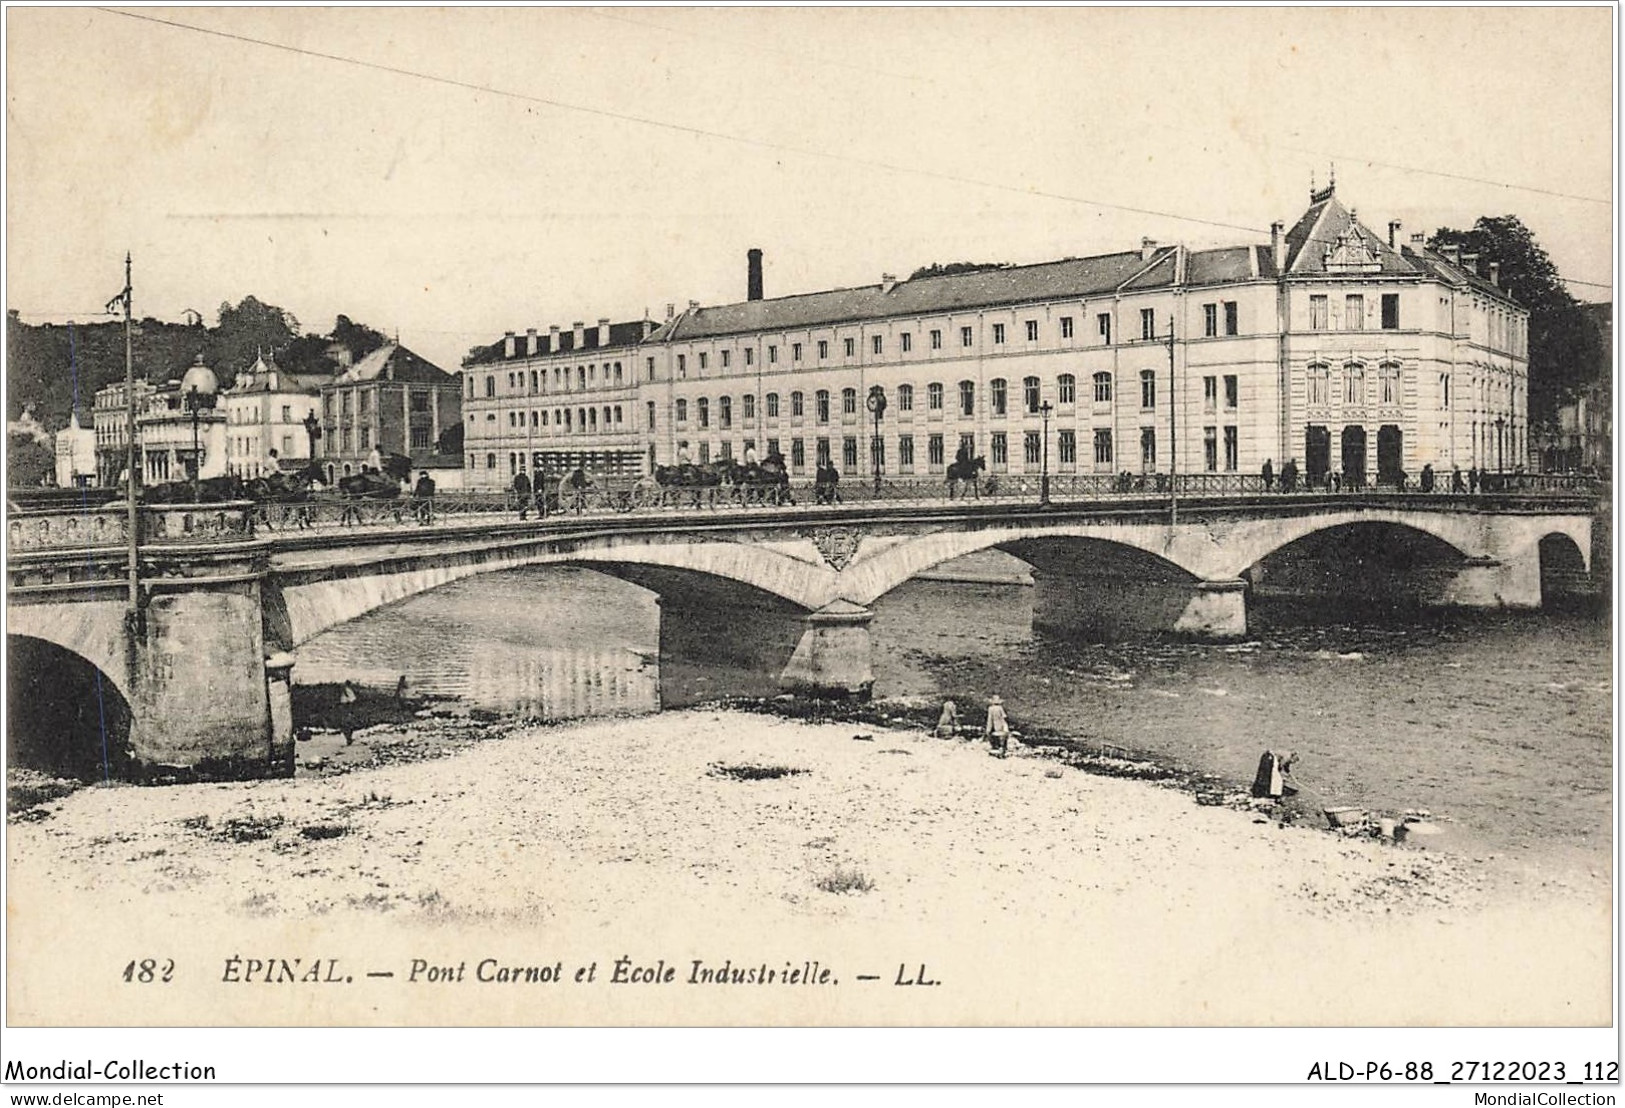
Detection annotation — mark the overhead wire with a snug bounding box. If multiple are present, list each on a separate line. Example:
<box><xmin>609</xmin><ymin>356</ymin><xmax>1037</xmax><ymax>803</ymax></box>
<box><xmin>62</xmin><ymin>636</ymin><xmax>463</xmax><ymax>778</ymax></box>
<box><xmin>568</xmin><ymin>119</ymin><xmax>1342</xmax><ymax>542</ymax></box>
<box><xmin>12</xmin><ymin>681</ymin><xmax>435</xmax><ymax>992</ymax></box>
<box><xmin>95</xmin><ymin>7</ymin><xmax>1616</xmax><ymax>297</ymax></box>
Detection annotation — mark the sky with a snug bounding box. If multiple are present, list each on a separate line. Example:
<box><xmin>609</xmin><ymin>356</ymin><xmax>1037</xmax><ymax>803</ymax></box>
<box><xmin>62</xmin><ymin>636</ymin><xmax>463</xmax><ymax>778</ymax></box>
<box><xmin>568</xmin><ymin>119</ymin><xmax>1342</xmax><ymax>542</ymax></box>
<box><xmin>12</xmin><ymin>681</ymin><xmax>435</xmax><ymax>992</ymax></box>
<box><xmin>5</xmin><ymin>6</ymin><xmax>1615</xmax><ymax>376</ymax></box>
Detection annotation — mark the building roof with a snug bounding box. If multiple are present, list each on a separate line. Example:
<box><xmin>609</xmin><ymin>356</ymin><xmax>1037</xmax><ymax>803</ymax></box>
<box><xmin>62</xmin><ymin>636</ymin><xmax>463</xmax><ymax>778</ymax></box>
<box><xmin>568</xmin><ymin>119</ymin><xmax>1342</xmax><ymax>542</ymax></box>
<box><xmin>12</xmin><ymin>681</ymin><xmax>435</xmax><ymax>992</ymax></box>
<box><xmin>466</xmin><ymin>320</ymin><xmax>652</xmax><ymax>366</ymax></box>
<box><xmin>652</xmin><ymin>249</ymin><xmax>1188</xmax><ymax>342</ymax></box>
<box><xmin>226</xmin><ymin>352</ymin><xmax>332</xmax><ymax>396</ymax></box>
<box><xmin>332</xmin><ymin>343</ymin><xmax>455</xmax><ymax>385</ymax></box>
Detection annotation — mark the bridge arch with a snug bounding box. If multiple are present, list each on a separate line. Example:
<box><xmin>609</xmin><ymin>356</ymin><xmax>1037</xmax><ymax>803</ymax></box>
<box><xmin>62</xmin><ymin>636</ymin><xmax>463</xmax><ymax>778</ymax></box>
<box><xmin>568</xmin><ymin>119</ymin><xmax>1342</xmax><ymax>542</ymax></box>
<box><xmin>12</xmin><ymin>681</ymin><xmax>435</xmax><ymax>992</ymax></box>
<box><xmin>1213</xmin><ymin>508</ymin><xmax>1487</xmax><ymax>580</ymax></box>
<box><xmin>7</xmin><ymin>631</ymin><xmax>134</xmax><ymax>780</ymax></box>
<box><xmin>836</xmin><ymin>521</ymin><xmax>1203</xmax><ymax>606</ymax></box>
<box><xmin>6</xmin><ymin>598</ymin><xmax>133</xmax><ymax>704</ymax></box>
<box><xmin>273</xmin><ymin>534</ymin><xmax>836</xmax><ymax>647</ymax></box>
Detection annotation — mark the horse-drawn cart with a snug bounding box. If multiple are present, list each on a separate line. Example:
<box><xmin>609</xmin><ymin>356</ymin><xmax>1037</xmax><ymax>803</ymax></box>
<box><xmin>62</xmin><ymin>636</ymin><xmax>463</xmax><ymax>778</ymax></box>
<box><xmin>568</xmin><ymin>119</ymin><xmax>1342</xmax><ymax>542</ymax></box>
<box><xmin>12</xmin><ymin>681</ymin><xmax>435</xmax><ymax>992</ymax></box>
<box><xmin>556</xmin><ymin>470</ymin><xmax>657</xmax><ymax>514</ymax></box>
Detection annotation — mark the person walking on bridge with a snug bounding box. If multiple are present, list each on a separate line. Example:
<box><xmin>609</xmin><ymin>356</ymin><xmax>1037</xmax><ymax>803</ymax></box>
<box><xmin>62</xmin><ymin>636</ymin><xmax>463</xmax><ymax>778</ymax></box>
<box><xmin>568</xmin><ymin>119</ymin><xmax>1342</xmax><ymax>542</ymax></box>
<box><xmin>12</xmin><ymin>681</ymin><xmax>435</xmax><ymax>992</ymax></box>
<box><xmin>1261</xmin><ymin>458</ymin><xmax>1274</xmax><ymax>492</ymax></box>
<box><xmin>412</xmin><ymin>470</ymin><xmax>436</xmax><ymax>525</ymax></box>
<box><xmin>513</xmin><ymin>470</ymin><xmax>532</xmax><ymax>520</ymax></box>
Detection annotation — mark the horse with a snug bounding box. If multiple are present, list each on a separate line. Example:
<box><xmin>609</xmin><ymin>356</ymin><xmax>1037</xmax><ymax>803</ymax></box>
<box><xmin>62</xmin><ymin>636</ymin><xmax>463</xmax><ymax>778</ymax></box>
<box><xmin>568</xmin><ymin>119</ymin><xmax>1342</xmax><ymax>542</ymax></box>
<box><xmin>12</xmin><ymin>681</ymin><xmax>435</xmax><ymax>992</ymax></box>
<box><xmin>713</xmin><ymin>457</ymin><xmax>791</xmax><ymax>507</ymax></box>
<box><xmin>245</xmin><ymin>470</ymin><xmax>315</xmax><ymax>530</ymax></box>
<box><xmin>946</xmin><ymin>455</ymin><xmax>987</xmax><ymax>499</ymax></box>
<box><xmin>653</xmin><ymin>463</ymin><xmax>721</xmax><ymax>509</ymax></box>
<box><xmin>141</xmin><ymin>474</ymin><xmax>245</xmax><ymax>504</ymax></box>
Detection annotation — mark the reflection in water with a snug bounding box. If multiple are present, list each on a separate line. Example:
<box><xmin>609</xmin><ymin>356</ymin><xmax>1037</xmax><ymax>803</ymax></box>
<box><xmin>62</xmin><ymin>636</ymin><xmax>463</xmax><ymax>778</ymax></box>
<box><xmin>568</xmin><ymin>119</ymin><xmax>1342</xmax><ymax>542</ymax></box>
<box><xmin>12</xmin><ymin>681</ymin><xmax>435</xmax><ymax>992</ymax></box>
<box><xmin>294</xmin><ymin>567</ymin><xmax>660</xmax><ymax>721</ymax></box>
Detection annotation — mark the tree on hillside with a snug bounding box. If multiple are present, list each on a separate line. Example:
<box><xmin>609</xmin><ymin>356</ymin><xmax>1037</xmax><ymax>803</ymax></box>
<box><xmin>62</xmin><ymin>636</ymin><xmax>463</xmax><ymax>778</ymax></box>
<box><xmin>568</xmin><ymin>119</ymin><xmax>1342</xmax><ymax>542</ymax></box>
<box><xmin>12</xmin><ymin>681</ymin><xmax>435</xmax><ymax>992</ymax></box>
<box><xmin>206</xmin><ymin>296</ymin><xmax>300</xmax><ymax>385</ymax></box>
<box><xmin>331</xmin><ymin>314</ymin><xmax>388</xmax><ymax>363</ymax></box>
<box><xmin>1428</xmin><ymin>217</ymin><xmax>1604</xmax><ymax>428</ymax></box>
<box><xmin>7</xmin><ymin>431</ymin><xmax>54</xmax><ymax>487</ymax></box>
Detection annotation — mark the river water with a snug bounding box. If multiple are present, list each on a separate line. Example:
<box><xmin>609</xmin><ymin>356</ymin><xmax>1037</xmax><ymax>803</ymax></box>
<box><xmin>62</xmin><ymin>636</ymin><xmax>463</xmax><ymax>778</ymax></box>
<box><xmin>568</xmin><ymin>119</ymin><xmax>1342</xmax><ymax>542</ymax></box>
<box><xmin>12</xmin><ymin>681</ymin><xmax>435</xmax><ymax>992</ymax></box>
<box><xmin>293</xmin><ymin>562</ymin><xmax>1612</xmax><ymax>870</ymax></box>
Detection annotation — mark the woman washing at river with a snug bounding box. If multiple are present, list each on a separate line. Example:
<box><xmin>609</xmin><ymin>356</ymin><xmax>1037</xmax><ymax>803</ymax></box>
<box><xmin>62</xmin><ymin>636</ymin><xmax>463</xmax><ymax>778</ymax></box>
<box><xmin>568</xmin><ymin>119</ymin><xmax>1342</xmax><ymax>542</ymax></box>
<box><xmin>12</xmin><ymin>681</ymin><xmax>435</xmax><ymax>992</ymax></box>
<box><xmin>984</xmin><ymin>695</ymin><xmax>1012</xmax><ymax>758</ymax></box>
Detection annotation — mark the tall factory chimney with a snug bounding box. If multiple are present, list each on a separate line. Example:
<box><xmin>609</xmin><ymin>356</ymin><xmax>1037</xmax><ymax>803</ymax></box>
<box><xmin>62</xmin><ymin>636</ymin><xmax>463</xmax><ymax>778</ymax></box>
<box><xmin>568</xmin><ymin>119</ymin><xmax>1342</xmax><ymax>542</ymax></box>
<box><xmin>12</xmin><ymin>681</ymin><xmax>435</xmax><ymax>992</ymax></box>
<box><xmin>747</xmin><ymin>248</ymin><xmax>764</xmax><ymax>302</ymax></box>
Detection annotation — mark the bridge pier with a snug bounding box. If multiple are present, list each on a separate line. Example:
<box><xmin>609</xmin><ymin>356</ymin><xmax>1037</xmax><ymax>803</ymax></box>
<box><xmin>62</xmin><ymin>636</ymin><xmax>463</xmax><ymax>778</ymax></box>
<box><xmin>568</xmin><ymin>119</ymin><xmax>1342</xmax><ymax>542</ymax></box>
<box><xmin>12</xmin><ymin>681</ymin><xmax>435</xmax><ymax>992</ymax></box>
<box><xmin>128</xmin><ymin>583</ymin><xmax>284</xmax><ymax>780</ymax></box>
<box><xmin>1031</xmin><ymin>572</ymin><xmax>1247</xmax><ymax>642</ymax></box>
<box><xmin>780</xmin><ymin>600</ymin><xmax>875</xmax><ymax>698</ymax></box>
<box><xmin>1431</xmin><ymin>553</ymin><xmax>1543</xmax><ymax>610</ymax></box>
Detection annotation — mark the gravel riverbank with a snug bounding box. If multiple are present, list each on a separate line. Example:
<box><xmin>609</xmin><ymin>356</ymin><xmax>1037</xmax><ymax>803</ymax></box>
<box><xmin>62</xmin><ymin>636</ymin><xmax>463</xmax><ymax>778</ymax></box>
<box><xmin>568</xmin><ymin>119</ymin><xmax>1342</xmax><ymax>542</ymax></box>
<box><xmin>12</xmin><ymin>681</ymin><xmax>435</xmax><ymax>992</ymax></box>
<box><xmin>6</xmin><ymin>709</ymin><xmax>1610</xmax><ymax>1026</ymax></box>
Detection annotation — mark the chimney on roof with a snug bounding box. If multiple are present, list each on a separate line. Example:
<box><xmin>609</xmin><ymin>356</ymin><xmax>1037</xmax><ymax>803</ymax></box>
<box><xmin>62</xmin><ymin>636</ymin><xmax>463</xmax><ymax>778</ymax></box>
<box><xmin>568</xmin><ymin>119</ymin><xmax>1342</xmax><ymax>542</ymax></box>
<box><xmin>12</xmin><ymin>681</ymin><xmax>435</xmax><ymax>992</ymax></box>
<box><xmin>1488</xmin><ymin>261</ymin><xmax>1501</xmax><ymax>287</ymax></box>
<box><xmin>1410</xmin><ymin>232</ymin><xmax>1426</xmax><ymax>248</ymax></box>
<box><xmin>503</xmin><ymin>331</ymin><xmax>516</xmax><ymax>359</ymax></box>
<box><xmin>1388</xmin><ymin>221</ymin><xmax>1402</xmax><ymax>248</ymax></box>
<box><xmin>644</xmin><ymin>320</ymin><xmax>656</xmax><ymax>338</ymax></box>
<box><xmin>1441</xmin><ymin>244</ymin><xmax>1460</xmax><ymax>265</ymax></box>
<box><xmin>549</xmin><ymin>324</ymin><xmax>561</xmax><ymax>350</ymax></box>
<box><xmin>572</xmin><ymin>321</ymin><xmax>585</xmax><ymax>349</ymax></box>
<box><xmin>526</xmin><ymin>328</ymin><xmax>538</xmax><ymax>356</ymax></box>
<box><xmin>1270</xmin><ymin>221</ymin><xmax>1285</xmax><ymax>270</ymax></box>
<box><xmin>881</xmin><ymin>273</ymin><xmax>898</xmax><ymax>294</ymax></box>
<box><xmin>1140</xmin><ymin>237</ymin><xmax>1157</xmax><ymax>262</ymax></box>
<box><xmin>747</xmin><ymin>248</ymin><xmax>764</xmax><ymax>302</ymax></box>
<box><xmin>597</xmin><ymin>318</ymin><xmax>610</xmax><ymax>347</ymax></box>
<box><xmin>665</xmin><ymin>303</ymin><xmax>675</xmax><ymax>322</ymax></box>
<box><xmin>1462</xmin><ymin>252</ymin><xmax>1479</xmax><ymax>275</ymax></box>
<box><xmin>688</xmin><ymin>300</ymin><xmax>699</xmax><ymax>312</ymax></box>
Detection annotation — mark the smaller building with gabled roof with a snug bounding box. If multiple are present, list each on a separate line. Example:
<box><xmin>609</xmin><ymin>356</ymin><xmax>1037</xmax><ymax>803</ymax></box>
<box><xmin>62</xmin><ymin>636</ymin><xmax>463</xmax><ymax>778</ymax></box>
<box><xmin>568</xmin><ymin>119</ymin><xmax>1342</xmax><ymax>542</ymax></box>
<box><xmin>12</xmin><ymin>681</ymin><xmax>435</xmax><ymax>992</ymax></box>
<box><xmin>317</xmin><ymin>343</ymin><xmax>461</xmax><ymax>484</ymax></box>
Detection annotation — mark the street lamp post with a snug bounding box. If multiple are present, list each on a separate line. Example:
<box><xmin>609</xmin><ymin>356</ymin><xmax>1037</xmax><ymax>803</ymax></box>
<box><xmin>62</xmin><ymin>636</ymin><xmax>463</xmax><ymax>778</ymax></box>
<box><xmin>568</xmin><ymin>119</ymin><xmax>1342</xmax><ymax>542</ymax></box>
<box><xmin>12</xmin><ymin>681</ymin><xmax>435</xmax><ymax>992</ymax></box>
<box><xmin>180</xmin><ymin>358</ymin><xmax>219</xmax><ymax>501</ymax></box>
<box><xmin>186</xmin><ymin>386</ymin><xmax>206</xmax><ymax>501</ymax></box>
<box><xmin>866</xmin><ymin>385</ymin><xmax>887</xmax><ymax>496</ymax></box>
<box><xmin>302</xmin><ymin>411</ymin><xmax>322</xmax><ymax>475</ymax></box>
<box><xmin>1495</xmin><ymin>415</ymin><xmax>1506</xmax><ymax>482</ymax></box>
<box><xmin>1039</xmin><ymin>400</ymin><xmax>1053</xmax><ymax>507</ymax></box>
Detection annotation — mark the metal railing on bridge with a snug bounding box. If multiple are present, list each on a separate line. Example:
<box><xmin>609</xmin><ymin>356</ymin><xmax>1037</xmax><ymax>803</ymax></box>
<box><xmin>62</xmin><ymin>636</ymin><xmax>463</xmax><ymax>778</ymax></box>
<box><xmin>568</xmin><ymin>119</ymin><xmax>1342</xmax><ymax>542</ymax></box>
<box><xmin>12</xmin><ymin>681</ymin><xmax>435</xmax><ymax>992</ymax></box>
<box><xmin>5</xmin><ymin>473</ymin><xmax>1605</xmax><ymax>555</ymax></box>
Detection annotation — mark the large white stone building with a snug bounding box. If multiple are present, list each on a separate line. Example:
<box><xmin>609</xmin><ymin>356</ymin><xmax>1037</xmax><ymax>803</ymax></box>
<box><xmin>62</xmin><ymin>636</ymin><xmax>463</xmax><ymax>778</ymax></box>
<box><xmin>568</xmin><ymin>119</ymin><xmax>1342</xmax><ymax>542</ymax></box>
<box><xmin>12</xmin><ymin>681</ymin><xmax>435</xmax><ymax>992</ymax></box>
<box><xmin>221</xmin><ymin>351</ymin><xmax>330</xmax><ymax>477</ymax></box>
<box><xmin>461</xmin><ymin>183</ymin><xmax>1527</xmax><ymax>490</ymax></box>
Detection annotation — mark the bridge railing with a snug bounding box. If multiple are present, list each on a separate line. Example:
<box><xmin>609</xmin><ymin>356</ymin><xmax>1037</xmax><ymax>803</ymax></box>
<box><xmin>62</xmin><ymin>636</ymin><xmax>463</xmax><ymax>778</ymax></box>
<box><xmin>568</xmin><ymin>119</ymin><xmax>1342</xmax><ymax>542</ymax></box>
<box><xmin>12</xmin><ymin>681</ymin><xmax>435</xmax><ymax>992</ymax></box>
<box><xmin>7</xmin><ymin>502</ymin><xmax>259</xmax><ymax>554</ymax></box>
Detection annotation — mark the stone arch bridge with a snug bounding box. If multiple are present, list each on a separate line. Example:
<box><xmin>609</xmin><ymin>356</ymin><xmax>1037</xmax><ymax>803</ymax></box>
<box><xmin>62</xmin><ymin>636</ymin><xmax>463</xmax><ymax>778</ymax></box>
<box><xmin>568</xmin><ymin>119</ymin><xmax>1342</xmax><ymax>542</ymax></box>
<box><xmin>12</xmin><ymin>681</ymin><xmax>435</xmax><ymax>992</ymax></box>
<box><xmin>6</xmin><ymin>493</ymin><xmax>1594</xmax><ymax>781</ymax></box>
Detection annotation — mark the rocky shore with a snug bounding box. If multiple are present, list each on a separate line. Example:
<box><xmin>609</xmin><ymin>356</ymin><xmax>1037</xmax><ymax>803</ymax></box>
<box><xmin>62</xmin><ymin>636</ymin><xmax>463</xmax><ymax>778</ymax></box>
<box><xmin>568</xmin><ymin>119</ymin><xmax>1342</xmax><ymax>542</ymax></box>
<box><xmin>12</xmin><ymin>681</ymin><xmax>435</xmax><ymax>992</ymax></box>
<box><xmin>6</xmin><ymin>707</ymin><xmax>1611</xmax><ymax>1025</ymax></box>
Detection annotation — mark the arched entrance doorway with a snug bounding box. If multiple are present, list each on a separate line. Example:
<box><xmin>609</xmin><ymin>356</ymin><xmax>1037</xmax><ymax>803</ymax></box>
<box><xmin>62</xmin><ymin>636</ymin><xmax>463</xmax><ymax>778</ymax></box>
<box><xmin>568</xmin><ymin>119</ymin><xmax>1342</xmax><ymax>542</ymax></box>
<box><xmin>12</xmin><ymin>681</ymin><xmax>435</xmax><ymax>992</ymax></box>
<box><xmin>1340</xmin><ymin>425</ymin><xmax>1367</xmax><ymax>489</ymax></box>
<box><xmin>1305</xmin><ymin>425</ymin><xmax>1330</xmax><ymax>487</ymax></box>
<box><xmin>1377</xmin><ymin>424</ymin><xmax>1404</xmax><ymax>486</ymax></box>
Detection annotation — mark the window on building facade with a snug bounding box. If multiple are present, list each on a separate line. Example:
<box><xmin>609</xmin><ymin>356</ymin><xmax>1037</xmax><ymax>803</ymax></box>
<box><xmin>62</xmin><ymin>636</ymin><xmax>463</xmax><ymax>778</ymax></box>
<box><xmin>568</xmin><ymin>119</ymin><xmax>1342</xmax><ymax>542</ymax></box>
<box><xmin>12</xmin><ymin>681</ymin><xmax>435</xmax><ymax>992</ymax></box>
<box><xmin>1345</xmin><ymin>295</ymin><xmax>1365</xmax><ymax>330</ymax></box>
<box><xmin>699</xmin><ymin>443</ymin><xmax>711</xmax><ymax>464</ymax></box>
<box><xmin>1380</xmin><ymin>362</ymin><xmax>1401</xmax><ymax>405</ymax></box>
<box><xmin>1093</xmin><ymin>429</ymin><xmax>1113</xmax><ymax>468</ymax></box>
<box><xmin>1224</xmin><ymin>301</ymin><xmax>1238</xmax><ymax>336</ymax></box>
<box><xmin>928</xmin><ymin>434</ymin><xmax>945</xmax><ymax>470</ymax></box>
<box><xmin>959</xmin><ymin>380</ymin><xmax>975</xmax><ymax>416</ymax></box>
<box><xmin>901</xmin><ymin>332</ymin><xmax>913</xmax><ymax>353</ymax></box>
<box><xmin>930</xmin><ymin>329</ymin><xmax>942</xmax><ymax>349</ymax></box>
<box><xmin>1141</xmin><ymin>308</ymin><xmax>1156</xmax><ymax>341</ymax></box>
<box><xmin>872</xmin><ymin>334</ymin><xmax>883</xmax><ymax>355</ymax></box>
<box><xmin>341</xmin><ymin>428</ymin><xmax>352</xmax><ymax>452</ymax></box>
<box><xmin>768</xmin><ymin>345</ymin><xmax>777</xmax><ymax>364</ymax></box>
<box><xmin>695</xmin><ymin>353</ymin><xmax>707</xmax><ymax>372</ymax></box>
<box><xmin>1309</xmin><ymin>295</ymin><xmax>1328</xmax><ymax>330</ymax></box>
<box><xmin>844</xmin><ymin>337</ymin><xmax>855</xmax><ymax>357</ymax></box>
<box><xmin>1203</xmin><ymin>426</ymin><xmax>1218</xmax><ymax>472</ymax></box>
<box><xmin>1061</xmin><ymin>316</ymin><xmax>1074</xmax><ymax>339</ymax></box>
<box><xmin>766</xmin><ymin>393</ymin><xmax>779</xmax><ymax>418</ymax></box>
<box><xmin>1058</xmin><ymin>429</ymin><xmax>1076</xmax><ymax>468</ymax></box>
<box><xmin>1203</xmin><ymin>375</ymin><xmax>1218</xmax><ymax>412</ymax></box>
<box><xmin>990</xmin><ymin>378</ymin><xmax>1007</xmax><ymax>416</ymax></box>
<box><xmin>1098</xmin><ymin>313</ymin><xmax>1113</xmax><ymax>345</ymax></box>
<box><xmin>646</xmin><ymin>357</ymin><xmax>655</xmax><ymax>380</ymax></box>
<box><xmin>791</xmin><ymin>391</ymin><xmax>805</xmax><ymax>418</ymax></box>
<box><xmin>486</xmin><ymin>453</ymin><xmax>496</xmax><ymax>470</ymax></box>
<box><xmin>959</xmin><ymin>433</ymin><xmax>976</xmax><ymax>460</ymax></box>
<box><xmin>1058</xmin><ymin>374</ymin><xmax>1076</xmax><ymax>405</ymax></box>
<box><xmin>1381</xmin><ymin>293</ymin><xmax>1400</xmax><ymax>330</ymax></box>
<box><xmin>1140</xmin><ymin>370</ymin><xmax>1156</xmax><ymax>410</ymax></box>
<box><xmin>871</xmin><ymin>435</ymin><xmax>885</xmax><ymax>470</ymax></box>
<box><xmin>816</xmin><ymin>390</ymin><xmax>830</xmax><ymax>424</ymax></box>
<box><xmin>466</xmin><ymin>378</ymin><xmax>475</xmax><ymax>399</ymax></box>
<box><xmin>928</xmin><ymin>382</ymin><xmax>944</xmax><ymax>411</ymax></box>
<box><xmin>743</xmin><ymin>348</ymin><xmax>753</xmax><ymax>367</ymax></box>
<box><xmin>897</xmin><ymin>384</ymin><xmax>914</xmax><ymax>411</ymax></box>
<box><xmin>993</xmin><ymin>323</ymin><xmax>1006</xmax><ymax>345</ymax></box>
<box><xmin>1224</xmin><ymin>375</ymin><xmax>1238</xmax><ymax>409</ymax></box>
<box><xmin>1140</xmin><ymin>427</ymin><xmax>1156</xmax><ymax>470</ymax></box>
<box><xmin>719</xmin><ymin>441</ymin><xmax>732</xmax><ymax>460</ymax></box>
<box><xmin>411</xmin><ymin>390</ymin><xmax>430</xmax><ymax>413</ymax></box>
<box><xmin>791</xmin><ymin>438</ymin><xmax>805</xmax><ymax>470</ymax></box>
<box><xmin>720</xmin><ymin>396</ymin><xmax>733</xmax><ymax>428</ymax></box>
<box><xmin>508</xmin><ymin>372</ymin><xmax>516</xmax><ymax>390</ymax></box>
<box><xmin>677</xmin><ymin>355</ymin><xmax>687</xmax><ymax>378</ymax></box>
<box><xmin>1440</xmin><ymin>374</ymin><xmax>1451</xmax><ymax>408</ymax></box>
<box><xmin>1344</xmin><ymin>363</ymin><xmax>1365</xmax><ymax>404</ymax></box>
<box><xmin>281</xmin><ymin>404</ymin><xmax>292</xmax><ymax>422</ymax></box>
<box><xmin>1093</xmin><ymin>371</ymin><xmax>1113</xmax><ymax>403</ymax></box>
<box><xmin>647</xmin><ymin>401</ymin><xmax>656</xmax><ymax>430</ymax></box>
<box><xmin>960</xmin><ymin>326</ymin><xmax>974</xmax><ymax>347</ymax></box>
<box><xmin>1308</xmin><ymin>363</ymin><xmax>1329</xmax><ymax>405</ymax></box>
<box><xmin>360</xmin><ymin>426</ymin><xmax>371</xmax><ymax>449</ymax></box>
<box><xmin>843</xmin><ymin>437</ymin><xmax>858</xmax><ymax>468</ymax></box>
<box><xmin>1223</xmin><ymin>426</ymin><xmax>1238</xmax><ymax>471</ymax></box>
<box><xmin>818</xmin><ymin>341</ymin><xmax>829</xmax><ymax>360</ymax></box>
<box><xmin>676</xmin><ymin>399</ymin><xmax>688</xmax><ymax>424</ymax></box>
<box><xmin>792</xmin><ymin>343</ymin><xmax>803</xmax><ymax>362</ymax></box>
<box><xmin>410</xmin><ymin>427</ymin><xmax>430</xmax><ymax>450</ymax></box>
<box><xmin>698</xmin><ymin>398</ymin><xmax>710</xmax><ymax>428</ymax></box>
<box><xmin>485</xmin><ymin>376</ymin><xmax>496</xmax><ymax>398</ymax></box>
<box><xmin>1023</xmin><ymin>431</ymin><xmax>1040</xmax><ymax>465</ymax></box>
<box><xmin>742</xmin><ymin>394</ymin><xmax>755</xmax><ymax>420</ymax></box>
<box><xmin>842</xmin><ymin>388</ymin><xmax>857</xmax><ymax>416</ymax></box>
<box><xmin>898</xmin><ymin>434</ymin><xmax>914</xmax><ymax>471</ymax></box>
<box><xmin>1204</xmin><ymin>303</ymin><xmax>1218</xmax><ymax>337</ymax></box>
<box><xmin>1023</xmin><ymin>376</ymin><xmax>1040</xmax><ymax>413</ymax></box>
<box><xmin>1026</xmin><ymin>320</ymin><xmax>1039</xmax><ymax>342</ymax></box>
<box><xmin>991</xmin><ymin>432</ymin><xmax>1008</xmax><ymax>468</ymax></box>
